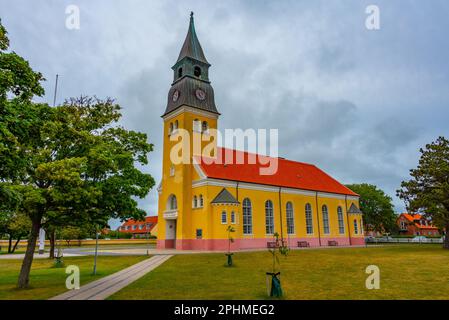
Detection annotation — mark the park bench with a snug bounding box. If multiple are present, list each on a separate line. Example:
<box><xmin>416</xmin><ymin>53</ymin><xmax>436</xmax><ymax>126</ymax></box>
<box><xmin>297</xmin><ymin>241</ymin><xmax>310</xmax><ymax>248</ymax></box>
<box><xmin>328</xmin><ymin>240</ymin><xmax>338</xmax><ymax>246</ymax></box>
<box><xmin>267</xmin><ymin>241</ymin><xmax>276</xmax><ymax>248</ymax></box>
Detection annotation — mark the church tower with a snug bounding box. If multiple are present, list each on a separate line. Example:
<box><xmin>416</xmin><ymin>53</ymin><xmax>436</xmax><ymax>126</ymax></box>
<box><xmin>157</xmin><ymin>12</ymin><xmax>220</xmax><ymax>249</ymax></box>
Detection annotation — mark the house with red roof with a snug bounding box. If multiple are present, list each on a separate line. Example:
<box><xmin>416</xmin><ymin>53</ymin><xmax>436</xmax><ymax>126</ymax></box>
<box><xmin>397</xmin><ymin>213</ymin><xmax>440</xmax><ymax>236</ymax></box>
<box><xmin>118</xmin><ymin>216</ymin><xmax>158</xmax><ymax>239</ymax></box>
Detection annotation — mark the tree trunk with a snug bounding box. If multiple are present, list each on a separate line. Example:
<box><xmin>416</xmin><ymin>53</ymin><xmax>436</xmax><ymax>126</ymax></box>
<box><xmin>17</xmin><ymin>218</ymin><xmax>41</xmax><ymax>289</ymax></box>
<box><xmin>444</xmin><ymin>224</ymin><xmax>449</xmax><ymax>249</ymax></box>
<box><xmin>49</xmin><ymin>230</ymin><xmax>55</xmax><ymax>259</ymax></box>
<box><xmin>11</xmin><ymin>237</ymin><xmax>21</xmax><ymax>253</ymax></box>
<box><xmin>8</xmin><ymin>235</ymin><xmax>12</xmax><ymax>253</ymax></box>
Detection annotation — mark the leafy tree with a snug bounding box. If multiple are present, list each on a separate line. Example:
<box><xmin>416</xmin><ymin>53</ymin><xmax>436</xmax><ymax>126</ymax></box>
<box><xmin>397</xmin><ymin>136</ymin><xmax>449</xmax><ymax>249</ymax></box>
<box><xmin>59</xmin><ymin>226</ymin><xmax>89</xmax><ymax>246</ymax></box>
<box><xmin>0</xmin><ymin>212</ymin><xmax>31</xmax><ymax>253</ymax></box>
<box><xmin>346</xmin><ymin>183</ymin><xmax>397</xmax><ymax>233</ymax></box>
<box><xmin>0</xmin><ymin>21</ymin><xmax>155</xmax><ymax>287</ymax></box>
<box><xmin>14</xmin><ymin>96</ymin><xmax>155</xmax><ymax>288</ymax></box>
<box><xmin>0</xmin><ymin>19</ymin><xmax>45</xmax><ymax>208</ymax></box>
<box><xmin>107</xmin><ymin>230</ymin><xmax>133</xmax><ymax>239</ymax></box>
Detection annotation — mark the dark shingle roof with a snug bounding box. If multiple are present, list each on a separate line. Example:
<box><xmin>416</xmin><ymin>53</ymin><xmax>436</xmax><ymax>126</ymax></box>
<box><xmin>211</xmin><ymin>188</ymin><xmax>239</xmax><ymax>204</ymax></box>
<box><xmin>348</xmin><ymin>203</ymin><xmax>362</xmax><ymax>214</ymax></box>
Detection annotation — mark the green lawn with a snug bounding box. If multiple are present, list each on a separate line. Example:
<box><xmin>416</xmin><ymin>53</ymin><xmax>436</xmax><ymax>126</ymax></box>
<box><xmin>0</xmin><ymin>255</ymin><xmax>147</xmax><ymax>300</ymax></box>
<box><xmin>110</xmin><ymin>245</ymin><xmax>449</xmax><ymax>300</ymax></box>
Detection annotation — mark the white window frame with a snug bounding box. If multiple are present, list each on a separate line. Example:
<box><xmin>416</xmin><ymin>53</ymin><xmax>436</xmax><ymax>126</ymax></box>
<box><xmin>221</xmin><ymin>211</ymin><xmax>227</xmax><ymax>224</ymax></box>
<box><xmin>337</xmin><ymin>206</ymin><xmax>345</xmax><ymax>234</ymax></box>
<box><xmin>243</xmin><ymin>198</ymin><xmax>252</xmax><ymax>235</ymax></box>
<box><xmin>286</xmin><ymin>202</ymin><xmax>294</xmax><ymax>235</ymax></box>
<box><xmin>322</xmin><ymin>205</ymin><xmax>330</xmax><ymax>234</ymax></box>
<box><xmin>265</xmin><ymin>200</ymin><xmax>274</xmax><ymax>235</ymax></box>
<box><xmin>193</xmin><ymin>195</ymin><xmax>197</xmax><ymax>208</ymax></box>
<box><xmin>305</xmin><ymin>203</ymin><xmax>313</xmax><ymax>234</ymax></box>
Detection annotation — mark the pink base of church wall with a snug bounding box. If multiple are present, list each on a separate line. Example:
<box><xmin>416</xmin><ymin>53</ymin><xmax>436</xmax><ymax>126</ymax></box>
<box><xmin>157</xmin><ymin>236</ymin><xmax>365</xmax><ymax>251</ymax></box>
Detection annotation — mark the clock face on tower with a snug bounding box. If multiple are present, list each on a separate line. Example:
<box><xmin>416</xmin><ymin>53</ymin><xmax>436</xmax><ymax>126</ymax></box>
<box><xmin>195</xmin><ymin>88</ymin><xmax>206</xmax><ymax>101</ymax></box>
<box><xmin>172</xmin><ymin>90</ymin><xmax>180</xmax><ymax>102</ymax></box>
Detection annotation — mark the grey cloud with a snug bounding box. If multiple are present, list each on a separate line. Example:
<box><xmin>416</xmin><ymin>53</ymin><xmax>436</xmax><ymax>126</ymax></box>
<box><xmin>3</xmin><ymin>0</ymin><xmax>449</xmax><ymax>228</ymax></box>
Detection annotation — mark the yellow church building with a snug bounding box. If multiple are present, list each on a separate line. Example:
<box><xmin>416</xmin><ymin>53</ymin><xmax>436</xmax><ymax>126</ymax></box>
<box><xmin>157</xmin><ymin>13</ymin><xmax>364</xmax><ymax>251</ymax></box>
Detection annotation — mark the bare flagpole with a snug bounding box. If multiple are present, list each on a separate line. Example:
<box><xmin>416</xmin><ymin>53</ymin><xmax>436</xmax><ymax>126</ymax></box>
<box><xmin>53</xmin><ymin>74</ymin><xmax>59</xmax><ymax>106</ymax></box>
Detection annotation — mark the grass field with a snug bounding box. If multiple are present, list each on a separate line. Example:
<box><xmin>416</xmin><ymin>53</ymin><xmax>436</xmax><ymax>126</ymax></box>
<box><xmin>0</xmin><ymin>255</ymin><xmax>147</xmax><ymax>300</ymax></box>
<box><xmin>110</xmin><ymin>245</ymin><xmax>449</xmax><ymax>300</ymax></box>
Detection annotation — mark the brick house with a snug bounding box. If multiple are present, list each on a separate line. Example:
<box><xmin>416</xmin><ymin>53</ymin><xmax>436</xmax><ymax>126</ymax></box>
<box><xmin>118</xmin><ymin>216</ymin><xmax>158</xmax><ymax>239</ymax></box>
<box><xmin>397</xmin><ymin>213</ymin><xmax>440</xmax><ymax>236</ymax></box>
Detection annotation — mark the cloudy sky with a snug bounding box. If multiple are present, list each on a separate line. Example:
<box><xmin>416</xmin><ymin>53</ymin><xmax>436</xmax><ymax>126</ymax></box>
<box><xmin>2</xmin><ymin>0</ymin><xmax>449</xmax><ymax>228</ymax></box>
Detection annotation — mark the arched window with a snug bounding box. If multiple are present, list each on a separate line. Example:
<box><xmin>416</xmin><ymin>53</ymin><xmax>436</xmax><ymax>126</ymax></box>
<box><xmin>194</xmin><ymin>66</ymin><xmax>201</xmax><ymax>77</ymax></box>
<box><xmin>221</xmin><ymin>211</ymin><xmax>227</xmax><ymax>224</ymax></box>
<box><xmin>169</xmin><ymin>165</ymin><xmax>175</xmax><ymax>177</ymax></box>
<box><xmin>178</xmin><ymin>67</ymin><xmax>183</xmax><ymax>78</ymax></box>
<box><xmin>354</xmin><ymin>219</ymin><xmax>358</xmax><ymax>234</ymax></box>
<box><xmin>169</xmin><ymin>122</ymin><xmax>173</xmax><ymax>134</ymax></box>
<box><xmin>193</xmin><ymin>195</ymin><xmax>197</xmax><ymax>208</ymax></box>
<box><xmin>202</xmin><ymin>121</ymin><xmax>209</xmax><ymax>133</ymax></box>
<box><xmin>167</xmin><ymin>194</ymin><xmax>177</xmax><ymax>210</ymax></box>
<box><xmin>193</xmin><ymin>119</ymin><xmax>201</xmax><ymax>132</ymax></box>
<box><xmin>305</xmin><ymin>203</ymin><xmax>313</xmax><ymax>234</ymax></box>
<box><xmin>243</xmin><ymin>198</ymin><xmax>252</xmax><ymax>235</ymax></box>
<box><xmin>322</xmin><ymin>205</ymin><xmax>330</xmax><ymax>234</ymax></box>
<box><xmin>265</xmin><ymin>200</ymin><xmax>274</xmax><ymax>234</ymax></box>
<box><xmin>286</xmin><ymin>202</ymin><xmax>294</xmax><ymax>234</ymax></box>
<box><xmin>199</xmin><ymin>194</ymin><xmax>203</xmax><ymax>207</ymax></box>
<box><xmin>174</xmin><ymin>120</ymin><xmax>178</xmax><ymax>130</ymax></box>
<box><xmin>337</xmin><ymin>206</ymin><xmax>345</xmax><ymax>234</ymax></box>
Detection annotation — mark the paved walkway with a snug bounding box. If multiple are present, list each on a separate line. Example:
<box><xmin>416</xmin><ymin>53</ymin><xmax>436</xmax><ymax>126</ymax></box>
<box><xmin>0</xmin><ymin>252</ymin><xmax>83</xmax><ymax>260</ymax></box>
<box><xmin>49</xmin><ymin>254</ymin><xmax>172</xmax><ymax>300</ymax></box>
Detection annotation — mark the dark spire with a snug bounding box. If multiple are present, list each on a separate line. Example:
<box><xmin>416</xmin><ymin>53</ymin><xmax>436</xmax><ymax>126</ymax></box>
<box><xmin>176</xmin><ymin>12</ymin><xmax>209</xmax><ymax>65</ymax></box>
<box><xmin>163</xmin><ymin>12</ymin><xmax>219</xmax><ymax>117</ymax></box>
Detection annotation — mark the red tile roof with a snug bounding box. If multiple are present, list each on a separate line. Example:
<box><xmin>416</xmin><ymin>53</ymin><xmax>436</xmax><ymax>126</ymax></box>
<box><xmin>119</xmin><ymin>216</ymin><xmax>158</xmax><ymax>233</ymax></box>
<box><xmin>400</xmin><ymin>213</ymin><xmax>438</xmax><ymax>230</ymax></box>
<box><xmin>195</xmin><ymin>148</ymin><xmax>358</xmax><ymax>196</ymax></box>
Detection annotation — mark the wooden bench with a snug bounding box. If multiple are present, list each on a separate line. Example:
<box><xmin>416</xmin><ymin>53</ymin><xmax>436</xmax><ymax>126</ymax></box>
<box><xmin>267</xmin><ymin>241</ymin><xmax>277</xmax><ymax>248</ymax></box>
<box><xmin>297</xmin><ymin>241</ymin><xmax>310</xmax><ymax>248</ymax></box>
<box><xmin>328</xmin><ymin>240</ymin><xmax>338</xmax><ymax>246</ymax></box>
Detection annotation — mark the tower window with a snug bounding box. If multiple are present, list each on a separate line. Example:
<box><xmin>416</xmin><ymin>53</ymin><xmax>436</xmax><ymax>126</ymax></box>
<box><xmin>178</xmin><ymin>67</ymin><xmax>183</xmax><ymax>78</ymax></box>
<box><xmin>193</xmin><ymin>119</ymin><xmax>201</xmax><ymax>132</ymax></box>
<box><xmin>202</xmin><ymin>121</ymin><xmax>209</xmax><ymax>134</ymax></box>
<box><xmin>167</xmin><ymin>194</ymin><xmax>177</xmax><ymax>210</ymax></box>
<box><xmin>194</xmin><ymin>66</ymin><xmax>201</xmax><ymax>77</ymax></box>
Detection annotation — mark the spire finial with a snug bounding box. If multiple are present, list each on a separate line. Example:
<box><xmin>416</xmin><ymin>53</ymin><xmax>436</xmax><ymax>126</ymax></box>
<box><xmin>190</xmin><ymin>11</ymin><xmax>194</xmax><ymax>19</ymax></box>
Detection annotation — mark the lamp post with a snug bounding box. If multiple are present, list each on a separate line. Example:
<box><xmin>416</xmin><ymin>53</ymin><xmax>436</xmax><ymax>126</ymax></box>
<box><xmin>93</xmin><ymin>226</ymin><xmax>99</xmax><ymax>275</ymax></box>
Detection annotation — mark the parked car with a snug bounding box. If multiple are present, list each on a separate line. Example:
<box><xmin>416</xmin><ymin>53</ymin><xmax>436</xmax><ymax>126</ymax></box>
<box><xmin>379</xmin><ymin>236</ymin><xmax>394</xmax><ymax>241</ymax></box>
<box><xmin>412</xmin><ymin>236</ymin><xmax>427</xmax><ymax>242</ymax></box>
